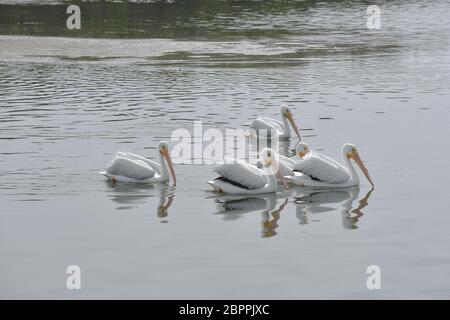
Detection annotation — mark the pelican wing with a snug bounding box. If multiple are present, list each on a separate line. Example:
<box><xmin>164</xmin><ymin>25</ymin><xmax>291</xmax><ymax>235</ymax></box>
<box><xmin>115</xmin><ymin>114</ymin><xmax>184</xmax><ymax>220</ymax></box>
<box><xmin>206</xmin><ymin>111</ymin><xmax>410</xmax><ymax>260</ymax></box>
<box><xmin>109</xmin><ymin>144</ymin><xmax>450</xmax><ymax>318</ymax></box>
<box><xmin>214</xmin><ymin>160</ymin><xmax>266</xmax><ymax>189</ymax></box>
<box><xmin>250</xmin><ymin>117</ymin><xmax>283</xmax><ymax>132</ymax></box>
<box><xmin>116</xmin><ymin>151</ymin><xmax>161</xmax><ymax>172</ymax></box>
<box><xmin>293</xmin><ymin>154</ymin><xmax>350</xmax><ymax>184</ymax></box>
<box><xmin>314</xmin><ymin>153</ymin><xmax>346</xmax><ymax>170</ymax></box>
<box><xmin>278</xmin><ymin>154</ymin><xmax>296</xmax><ymax>175</ymax></box>
<box><xmin>259</xmin><ymin>117</ymin><xmax>283</xmax><ymax>130</ymax></box>
<box><xmin>106</xmin><ymin>156</ymin><xmax>156</xmax><ymax>180</ymax></box>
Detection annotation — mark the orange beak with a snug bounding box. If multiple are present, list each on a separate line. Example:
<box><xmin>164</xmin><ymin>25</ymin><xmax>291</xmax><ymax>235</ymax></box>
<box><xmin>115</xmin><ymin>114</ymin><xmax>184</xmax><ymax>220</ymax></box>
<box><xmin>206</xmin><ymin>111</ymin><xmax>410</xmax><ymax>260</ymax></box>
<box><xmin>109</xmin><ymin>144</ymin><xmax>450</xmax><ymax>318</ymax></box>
<box><xmin>271</xmin><ymin>156</ymin><xmax>289</xmax><ymax>190</ymax></box>
<box><xmin>276</xmin><ymin>169</ymin><xmax>289</xmax><ymax>190</ymax></box>
<box><xmin>162</xmin><ymin>149</ymin><xmax>176</xmax><ymax>186</ymax></box>
<box><xmin>351</xmin><ymin>151</ymin><xmax>374</xmax><ymax>187</ymax></box>
<box><xmin>286</xmin><ymin>112</ymin><xmax>301</xmax><ymax>140</ymax></box>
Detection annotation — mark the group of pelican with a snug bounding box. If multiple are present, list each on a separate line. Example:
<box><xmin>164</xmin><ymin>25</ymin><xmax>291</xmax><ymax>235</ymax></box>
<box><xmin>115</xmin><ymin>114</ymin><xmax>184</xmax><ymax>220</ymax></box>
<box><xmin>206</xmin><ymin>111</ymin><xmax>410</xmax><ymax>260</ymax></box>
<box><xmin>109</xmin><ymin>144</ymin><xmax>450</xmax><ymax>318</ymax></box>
<box><xmin>100</xmin><ymin>105</ymin><xmax>374</xmax><ymax>195</ymax></box>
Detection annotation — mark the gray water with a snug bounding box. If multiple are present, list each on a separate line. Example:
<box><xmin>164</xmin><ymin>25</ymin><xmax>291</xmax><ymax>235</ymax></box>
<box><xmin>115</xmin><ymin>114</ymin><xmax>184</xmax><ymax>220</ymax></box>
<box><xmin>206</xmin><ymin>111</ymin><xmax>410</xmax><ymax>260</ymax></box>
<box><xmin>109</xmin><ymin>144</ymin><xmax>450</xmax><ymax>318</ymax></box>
<box><xmin>1</xmin><ymin>0</ymin><xmax>450</xmax><ymax>299</ymax></box>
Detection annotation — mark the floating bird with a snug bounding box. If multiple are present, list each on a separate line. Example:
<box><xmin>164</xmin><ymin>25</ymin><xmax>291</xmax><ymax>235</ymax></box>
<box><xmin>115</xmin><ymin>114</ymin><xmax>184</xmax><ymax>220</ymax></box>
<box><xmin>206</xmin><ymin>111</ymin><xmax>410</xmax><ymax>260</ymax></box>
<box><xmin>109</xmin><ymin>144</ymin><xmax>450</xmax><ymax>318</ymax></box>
<box><xmin>249</xmin><ymin>105</ymin><xmax>301</xmax><ymax>140</ymax></box>
<box><xmin>100</xmin><ymin>141</ymin><xmax>176</xmax><ymax>184</ymax></box>
<box><xmin>207</xmin><ymin>148</ymin><xmax>287</xmax><ymax>194</ymax></box>
<box><xmin>285</xmin><ymin>143</ymin><xmax>374</xmax><ymax>188</ymax></box>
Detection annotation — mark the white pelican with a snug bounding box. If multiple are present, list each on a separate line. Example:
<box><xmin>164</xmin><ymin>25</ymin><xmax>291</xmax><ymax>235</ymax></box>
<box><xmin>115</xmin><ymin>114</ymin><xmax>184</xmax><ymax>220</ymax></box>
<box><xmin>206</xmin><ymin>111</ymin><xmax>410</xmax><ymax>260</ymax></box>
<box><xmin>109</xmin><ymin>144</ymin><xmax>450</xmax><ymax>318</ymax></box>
<box><xmin>207</xmin><ymin>148</ymin><xmax>287</xmax><ymax>195</ymax></box>
<box><xmin>249</xmin><ymin>105</ymin><xmax>301</xmax><ymax>140</ymax></box>
<box><xmin>100</xmin><ymin>141</ymin><xmax>176</xmax><ymax>185</ymax></box>
<box><xmin>285</xmin><ymin>143</ymin><xmax>374</xmax><ymax>188</ymax></box>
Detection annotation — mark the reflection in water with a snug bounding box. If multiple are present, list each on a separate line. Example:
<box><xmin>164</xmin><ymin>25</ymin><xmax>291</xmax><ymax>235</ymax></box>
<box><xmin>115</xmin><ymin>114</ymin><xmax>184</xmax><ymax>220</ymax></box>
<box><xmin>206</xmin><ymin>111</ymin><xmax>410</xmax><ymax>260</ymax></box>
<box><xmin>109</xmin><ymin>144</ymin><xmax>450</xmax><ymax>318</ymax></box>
<box><xmin>0</xmin><ymin>0</ymin><xmax>394</xmax><ymax>40</ymax></box>
<box><xmin>213</xmin><ymin>193</ymin><xmax>289</xmax><ymax>237</ymax></box>
<box><xmin>261</xmin><ymin>198</ymin><xmax>289</xmax><ymax>238</ymax></box>
<box><xmin>294</xmin><ymin>188</ymin><xmax>374</xmax><ymax>230</ymax></box>
<box><xmin>105</xmin><ymin>180</ymin><xmax>155</xmax><ymax>210</ymax></box>
<box><xmin>342</xmin><ymin>188</ymin><xmax>373</xmax><ymax>230</ymax></box>
<box><xmin>105</xmin><ymin>181</ymin><xmax>175</xmax><ymax>222</ymax></box>
<box><xmin>212</xmin><ymin>187</ymin><xmax>373</xmax><ymax>236</ymax></box>
<box><xmin>157</xmin><ymin>188</ymin><xmax>175</xmax><ymax>223</ymax></box>
<box><xmin>214</xmin><ymin>194</ymin><xmax>278</xmax><ymax>220</ymax></box>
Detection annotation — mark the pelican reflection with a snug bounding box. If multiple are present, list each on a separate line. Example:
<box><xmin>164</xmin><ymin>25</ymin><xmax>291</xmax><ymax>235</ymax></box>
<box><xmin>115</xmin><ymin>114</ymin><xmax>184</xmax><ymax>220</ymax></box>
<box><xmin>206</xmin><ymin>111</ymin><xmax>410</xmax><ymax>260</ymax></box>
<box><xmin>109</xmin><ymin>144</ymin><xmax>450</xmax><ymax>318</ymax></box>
<box><xmin>157</xmin><ymin>186</ymin><xmax>175</xmax><ymax>223</ymax></box>
<box><xmin>105</xmin><ymin>180</ymin><xmax>155</xmax><ymax>210</ymax></box>
<box><xmin>212</xmin><ymin>193</ymin><xmax>289</xmax><ymax>237</ymax></box>
<box><xmin>105</xmin><ymin>181</ymin><xmax>175</xmax><ymax>221</ymax></box>
<box><xmin>342</xmin><ymin>188</ymin><xmax>373</xmax><ymax>230</ymax></box>
<box><xmin>294</xmin><ymin>187</ymin><xmax>373</xmax><ymax>230</ymax></box>
<box><xmin>261</xmin><ymin>198</ymin><xmax>288</xmax><ymax>238</ymax></box>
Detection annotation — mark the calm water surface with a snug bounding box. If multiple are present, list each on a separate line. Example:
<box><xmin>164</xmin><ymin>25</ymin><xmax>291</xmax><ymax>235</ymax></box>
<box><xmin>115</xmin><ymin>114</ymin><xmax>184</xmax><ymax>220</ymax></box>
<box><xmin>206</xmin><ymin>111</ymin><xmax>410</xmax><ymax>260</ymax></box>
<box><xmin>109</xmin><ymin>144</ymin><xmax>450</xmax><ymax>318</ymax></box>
<box><xmin>1</xmin><ymin>0</ymin><xmax>450</xmax><ymax>299</ymax></box>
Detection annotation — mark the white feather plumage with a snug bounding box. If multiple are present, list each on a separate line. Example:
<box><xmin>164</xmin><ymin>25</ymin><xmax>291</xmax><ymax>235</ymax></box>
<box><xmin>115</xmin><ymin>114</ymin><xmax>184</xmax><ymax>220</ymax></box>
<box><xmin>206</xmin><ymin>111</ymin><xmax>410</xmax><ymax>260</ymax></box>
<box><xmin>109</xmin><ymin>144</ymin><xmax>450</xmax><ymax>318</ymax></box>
<box><xmin>105</xmin><ymin>156</ymin><xmax>156</xmax><ymax>181</ymax></box>
<box><xmin>214</xmin><ymin>160</ymin><xmax>266</xmax><ymax>189</ymax></box>
<box><xmin>292</xmin><ymin>152</ymin><xmax>350</xmax><ymax>184</ymax></box>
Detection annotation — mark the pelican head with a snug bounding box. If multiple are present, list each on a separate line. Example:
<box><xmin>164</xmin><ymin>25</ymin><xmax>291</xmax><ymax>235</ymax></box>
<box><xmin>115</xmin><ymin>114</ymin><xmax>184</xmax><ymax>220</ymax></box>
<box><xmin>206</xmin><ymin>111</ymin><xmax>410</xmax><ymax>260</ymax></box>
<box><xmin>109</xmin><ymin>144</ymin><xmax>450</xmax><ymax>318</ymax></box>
<box><xmin>280</xmin><ymin>105</ymin><xmax>301</xmax><ymax>140</ymax></box>
<box><xmin>259</xmin><ymin>148</ymin><xmax>288</xmax><ymax>189</ymax></box>
<box><xmin>280</xmin><ymin>105</ymin><xmax>291</xmax><ymax>116</ymax></box>
<box><xmin>343</xmin><ymin>143</ymin><xmax>374</xmax><ymax>187</ymax></box>
<box><xmin>159</xmin><ymin>141</ymin><xmax>177</xmax><ymax>185</ymax></box>
<box><xmin>259</xmin><ymin>148</ymin><xmax>273</xmax><ymax>167</ymax></box>
<box><xmin>296</xmin><ymin>142</ymin><xmax>310</xmax><ymax>158</ymax></box>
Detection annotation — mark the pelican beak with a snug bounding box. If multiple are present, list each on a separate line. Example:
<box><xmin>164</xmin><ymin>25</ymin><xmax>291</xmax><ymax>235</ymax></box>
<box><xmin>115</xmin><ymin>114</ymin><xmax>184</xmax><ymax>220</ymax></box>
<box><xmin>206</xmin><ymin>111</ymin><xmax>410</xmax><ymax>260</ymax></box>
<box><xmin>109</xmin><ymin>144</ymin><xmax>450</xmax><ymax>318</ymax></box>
<box><xmin>286</xmin><ymin>111</ymin><xmax>301</xmax><ymax>140</ymax></box>
<box><xmin>163</xmin><ymin>148</ymin><xmax>177</xmax><ymax>186</ymax></box>
<box><xmin>271</xmin><ymin>157</ymin><xmax>289</xmax><ymax>190</ymax></box>
<box><xmin>351</xmin><ymin>151</ymin><xmax>374</xmax><ymax>187</ymax></box>
<box><xmin>262</xmin><ymin>156</ymin><xmax>271</xmax><ymax>167</ymax></box>
<box><xmin>276</xmin><ymin>169</ymin><xmax>289</xmax><ymax>190</ymax></box>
